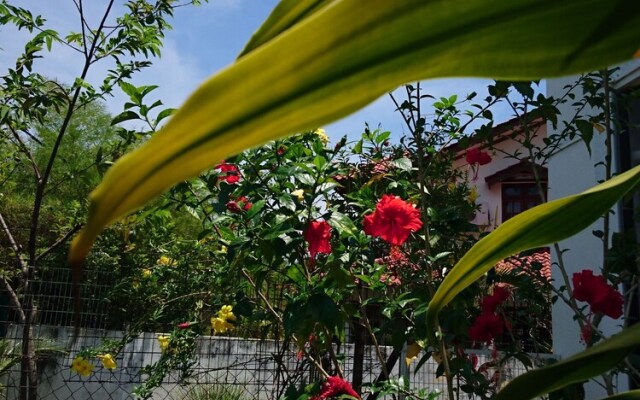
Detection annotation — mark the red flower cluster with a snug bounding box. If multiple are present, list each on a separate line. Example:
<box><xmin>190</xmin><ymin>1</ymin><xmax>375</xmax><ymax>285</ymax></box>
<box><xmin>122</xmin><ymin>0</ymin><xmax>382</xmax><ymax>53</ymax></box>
<box><xmin>215</xmin><ymin>161</ymin><xmax>241</xmax><ymax>184</ymax></box>
<box><xmin>311</xmin><ymin>376</ymin><xmax>359</xmax><ymax>400</ymax></box>
<box><xmin>375</xmin><ymin>246</ymin><xmax>419</xmax><ymax>286</ymax></box>
<box><xmin>469</xmin><ymin>287</ymin><xmax>509</xmax><ymax>343</ymax></box>
<box><xmin>465</xmin><ymin>147</ymin><xmax>492</xmax><ymax>166</ymax></box>
<box><xmin>363</xmin><ymin>195</ymin><xmax>422</xmax><ymax>246</ymax></box>
<box><xmin>226</xmin><ymin>196</ymin><xmax>252</xmax><ymax>213</ymax></box>
<box><xmin>304</xmin><ymin>220</ymin><xmax>332</xmax><ymax>258</ymax></box>
<box><xmin>572</xmin><ymin>270</ymin><xmax>623</xmax><ymax>319</ymax></box>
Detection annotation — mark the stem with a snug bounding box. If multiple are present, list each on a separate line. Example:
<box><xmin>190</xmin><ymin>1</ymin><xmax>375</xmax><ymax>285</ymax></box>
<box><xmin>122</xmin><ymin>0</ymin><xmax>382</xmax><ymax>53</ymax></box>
<box><xmin>436</xmin><ymin>323</ymin><xmax>455</xmax><ymax>400</ymax></box>
<box><xmin>241</xmin><ymin>269</ymin><xmax>329</xmax><ymax>378</ymax></box>
<box><xmin>323</xmin><ymin>327</ymin><xmax>344</xmax><ymax>377</ymax></box>
<box><xmin>601</xmin><ymin>68</ymin><xmax>615</xmax><ymax>396</ymax></box>
<box><xmin>602</xmin><ymin>69</ymin><xmax>612</xmax><ymax>271</ymax></box>
<box><xmin>357</xmin><ymin>293</ymin><xmax>388</xmax><ymax>379</ymax></box>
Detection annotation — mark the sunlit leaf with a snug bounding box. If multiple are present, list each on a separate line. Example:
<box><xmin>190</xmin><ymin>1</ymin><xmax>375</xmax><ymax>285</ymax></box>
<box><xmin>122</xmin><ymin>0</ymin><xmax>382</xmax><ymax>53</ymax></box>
<box><xmin>405</xmin><ymin>342</ymin><xmax>422</xmax><ymax>367</ymax></box>
<box><xmin>239</xmin><ymin>0</ymin><xmax>333</xmax><ymax>57</ymax></box>
<box><xmin>427</xmin><ymin>165</ymin><xmax>640</xmax><ymax>334</ymax></box>
<box><xmin>69</xmin><ymin>0</ymin><xmax>640</xmax><ymax>265</ymax></box>
<box><xmin>495</xmin><ymin>324</ymin><xmax>640</xmax><ymax>400</ymax></box>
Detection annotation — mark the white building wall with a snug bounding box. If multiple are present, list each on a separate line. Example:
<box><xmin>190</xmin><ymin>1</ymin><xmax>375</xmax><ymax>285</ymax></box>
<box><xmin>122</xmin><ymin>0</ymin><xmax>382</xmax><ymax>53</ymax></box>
<box><xmin>547</xmin><ymin>59</ymin><xmax>640</xmax><ymax>398</ymax></box>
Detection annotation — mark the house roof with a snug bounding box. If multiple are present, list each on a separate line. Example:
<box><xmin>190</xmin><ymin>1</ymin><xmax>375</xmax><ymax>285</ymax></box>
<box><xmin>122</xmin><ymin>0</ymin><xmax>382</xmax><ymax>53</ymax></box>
<box><xmin>484</xmin><ymin>159</ymin><xmax>548</xmax><ymax>187</ymax></box>
<box><xmin>446</xmin><ymin>114</ymin><xmax>545</xmax><ymax>160</ymax></box>
<box><xmin>495</xmin><ymin>249</ymin><xmax>551</xmax><ymax>283</ymax></box>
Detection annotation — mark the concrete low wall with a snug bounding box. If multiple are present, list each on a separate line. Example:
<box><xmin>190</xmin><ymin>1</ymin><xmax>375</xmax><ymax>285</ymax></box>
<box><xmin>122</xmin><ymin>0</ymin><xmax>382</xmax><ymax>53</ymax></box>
<box><xmin>0</xmin><ymin>325</ymin><xmax>546</xmax><ymax>400</ymax></box>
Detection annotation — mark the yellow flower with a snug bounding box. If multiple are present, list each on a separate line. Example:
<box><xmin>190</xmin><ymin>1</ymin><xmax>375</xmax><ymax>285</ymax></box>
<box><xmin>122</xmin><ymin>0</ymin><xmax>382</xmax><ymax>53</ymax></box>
<box><xmin>468</xmin><ymin>186</ymin><xmax>479</xmax><ymax>203</ymax></box>
<box><xmin>157</xmin><ymin>255</ymin><xmax>176</xmax><ymax>266</ymax></box>
<box><xmin>211</xmin><ymin>317</ymin><xmax>234</xmax><ymax>334</ymax></box>
<box><xmin>313</xmin><ymin>128</ymin><xmax>329</xmax><ymax>145</ymax></box>
<box><xmin>291</xmin><ymin>189</ymin><xmax>304</xmax><ymax>202</ymax></box>
<box><xmin>218</xmin><ymin>305</ymin><xmax>236</xmax><ymax>321</ymax></box>
<box><xmin>132</xmin><ymin>279</ymin><xmax>140</xmax><ymax>289</ymax></box>
<box><xmin>71</xmin><ymin>356</ymin><xmax>93</xmax><ymax>377</ymax></box>
<box><xmin>158</xmin><ymin>335</ymin><xmax>170</xmax><ymax>353</ymax></box>
<box><xmin>98</xmin><ymin>354</ymin><xmax>116</xmax><ymax>370</ymax></box>
<box><xmin>142</xmin><ymin>269</ymin><xmax>152</xmax><ymax>278</ymax></box>
<box><xmin>211</xmin><ymin>305</ymin><xmax>237</xmax><ymax>333</ymax></box>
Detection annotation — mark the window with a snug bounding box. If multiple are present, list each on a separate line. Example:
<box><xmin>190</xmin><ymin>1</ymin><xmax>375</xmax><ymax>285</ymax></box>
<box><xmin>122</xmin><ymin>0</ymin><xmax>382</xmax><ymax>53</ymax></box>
<box><xmin>502</xmin><ymin>183</ymin><xmax>545</xmax><ymax>222</ymax></box>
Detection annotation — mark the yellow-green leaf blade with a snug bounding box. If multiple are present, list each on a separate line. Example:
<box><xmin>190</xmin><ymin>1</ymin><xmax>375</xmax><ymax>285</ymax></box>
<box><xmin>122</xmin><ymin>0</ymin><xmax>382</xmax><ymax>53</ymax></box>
<box><xmin>239</xmin><ymin>0</ymin><xmax>334</xmax><ymax>57</ymax></box>
<box><xmin>69</xmin><ymin>0</ymin><xmax>640</xmax><ymax>264</ymax></box>
<box><xmin>427</xmin><ymin>165</ymin><xmax>640</xmax><ymax>334</ymax></box>
<box><xmin>495</xmin><ymin>325</ymin><xmax>640</xmax><ymax>400</ymax></box>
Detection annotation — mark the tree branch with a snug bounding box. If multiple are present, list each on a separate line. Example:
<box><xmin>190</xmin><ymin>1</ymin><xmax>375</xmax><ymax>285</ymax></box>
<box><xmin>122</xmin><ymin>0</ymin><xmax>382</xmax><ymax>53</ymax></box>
<box><xmin>0</xmin><ymin>276</ymin><xmax>25</xmax><ymax>323</ymax></box>
<box><xmin>35</xmin><ymin>223</ymin><xmax>82</xmax><ymax>262</ymax></box>
<box><xmin>0</xmin><ymin>211</ymin><xmax>27</xmax><ymax>271</ymax></box>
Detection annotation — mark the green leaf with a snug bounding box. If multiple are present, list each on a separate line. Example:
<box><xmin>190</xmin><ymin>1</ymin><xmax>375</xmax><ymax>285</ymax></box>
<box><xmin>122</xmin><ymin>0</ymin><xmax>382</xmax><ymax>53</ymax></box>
<box><xmin>69</xmin><ymin>0</ymin><xmax>640</xmax><ymax>265</ymax></box>
<box><xmin>118</xmin><ymin>81</ymin><xmax>139</xmax><ymax>102</ymax></box>
<box><xmin>156</xmin><ymin>108</ymin><xmax>176</xmax><ymax>124</ymax></box>
<box><xmin>278</xmin><ymin>193</ymin><xmax>296</xmax><ymax>211</ymax></box>
<box><xmin>427</xmin><ymin>164</ymin><xmax>640</xmax><ymax>335</ymax></box>
<box><xmin>328</xmin><ymin>211</ymin><xmax>358</xmax><ymax>236</ymax></box>
<box><xmin>392</xmin><ymin>157</ymin><xmax>412</xmax><ymax>172</ymax></box>
<box><xmin>495</xmin><ymin>324</ymin><xmax>640</xmax><ymax>400</ymax></box>
<box><xmin>246</xmin><ymin>199</ymin><xmax>266</xmax><ymax>219</ymax></box>
<box><xmin>353</xmin><ymin>139</ymin><xmax>363</xmax><ymax>155</ymax></box>
<box><xmin>111</xmin><ymin>111</ymin><xmax>140</xmax><ymax>126</ymax></box>
<box><xmin>576</xmin><ymin>118</ymin><xmax>594</xmax><ymax>154</ymax></box>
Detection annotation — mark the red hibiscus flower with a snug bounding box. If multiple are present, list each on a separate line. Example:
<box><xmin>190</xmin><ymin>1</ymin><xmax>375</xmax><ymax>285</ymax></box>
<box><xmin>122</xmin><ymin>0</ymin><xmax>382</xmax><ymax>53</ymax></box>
<box><xmin>481</xmin><ymin>286</ymin><xmax>510</xmax><ymax>313</ymax></box>
<box><xmin>572</xmin><ymin>270</ymin><xmax>623</xmax><ymax>319</ymax></box>
<box><xmin>363</xmin><ymin>195</ymin><xmax>422</xmax><ymax>245</ymax></box>
<box><xmin>311</xmin><ymin>376</ymin><xmax>360</xmax><ymax>400</ymax></box>
<box><xmin>215</xmin><ymin>161</ymin><xmax>241</xmax><ymax>184</ymax></box>
<box><xmin>465</xmin><ymin>147</ymin><xmax>492</xmax><ymax>166</ymax></box>
<box><xmin>468</xmin><ymin>312</ymin><xmax>504</xmax><ymax>343</ymax></box>
<box><xmin>304</xmin><ymin>220</ymin><xmax>332</xmax><ymax>258</ymax></box>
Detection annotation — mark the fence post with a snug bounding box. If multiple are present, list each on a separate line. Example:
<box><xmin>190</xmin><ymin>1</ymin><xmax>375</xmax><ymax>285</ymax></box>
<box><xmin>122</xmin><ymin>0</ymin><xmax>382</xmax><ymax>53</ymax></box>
<box><xmin>399</xmin><ymin>342</ymin><xmax>409</xmax><ymax>400</ymax></box>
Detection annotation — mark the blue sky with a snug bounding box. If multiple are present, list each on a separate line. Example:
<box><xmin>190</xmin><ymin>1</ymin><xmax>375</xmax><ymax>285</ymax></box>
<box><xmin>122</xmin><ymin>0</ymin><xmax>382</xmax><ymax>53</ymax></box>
<box><xmin>0</xmin><ymin>1</ymin><xmax>527</xmax><ymax>143</ymax></box>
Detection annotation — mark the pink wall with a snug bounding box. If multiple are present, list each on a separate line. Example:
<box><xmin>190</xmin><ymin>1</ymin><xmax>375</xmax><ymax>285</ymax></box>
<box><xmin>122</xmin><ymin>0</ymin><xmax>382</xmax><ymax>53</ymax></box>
<box><xmin>451</xmin><ymin>120</ymin><xmax>547</xmax><ymax>230</ymax></box>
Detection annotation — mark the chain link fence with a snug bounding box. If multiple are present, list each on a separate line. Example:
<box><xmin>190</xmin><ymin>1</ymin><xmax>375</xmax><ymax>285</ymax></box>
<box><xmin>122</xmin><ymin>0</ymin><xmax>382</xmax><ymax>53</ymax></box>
<box><xmin>0</xmin><ymin>256</ymin><xmax>553</xmax><ymax>400</ymax></box>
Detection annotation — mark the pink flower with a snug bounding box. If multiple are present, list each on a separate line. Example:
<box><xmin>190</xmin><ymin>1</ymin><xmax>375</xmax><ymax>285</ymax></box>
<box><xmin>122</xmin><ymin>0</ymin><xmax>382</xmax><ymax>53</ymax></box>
<box><xmin>363</xmin><ymin>195</ymin><xmax>422</xmax><ymax>245</ymax></box>
<box><xmin>311</xmin><ymin>376</ymin><xmax>360</xmax><ymax>400</ymax></box>
<box><xmin>572</xmin><ymin>270</ymin><xmax>623</xmax><ymax>319</ymax></box>
<box><xmin>177</xmin><ymin>322</ymin><xmax>191</xmax><ymax>329</ymax></box>
<box><xmin>304</xmin><ymin>221</ymin><xmax>332</xmax><ymax>258</ymax></box>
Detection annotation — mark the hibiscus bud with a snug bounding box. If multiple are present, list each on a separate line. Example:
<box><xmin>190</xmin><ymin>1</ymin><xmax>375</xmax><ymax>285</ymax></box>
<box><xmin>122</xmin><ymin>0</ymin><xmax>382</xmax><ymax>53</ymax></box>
<box><xmin>178</xmin><ymin>322</ymin><xmax>191</xmax><ymax>329</ymax></box>
<box><xmin>226</xmin><ymin>200</ymin><xmax>242</xmax><ymax>213</ymax></box>
<box><xmin>334</xmin><ymin>136</ymin><xmax>347</xmax><ymax>152</ymax></box>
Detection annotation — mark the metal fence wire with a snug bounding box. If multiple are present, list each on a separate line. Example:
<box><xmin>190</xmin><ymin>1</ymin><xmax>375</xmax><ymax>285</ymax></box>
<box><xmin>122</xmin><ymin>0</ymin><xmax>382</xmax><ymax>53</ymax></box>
<box><xmin>0</xmin><ymin>252</ymin><xmax>552</xmax><ymax>400</ymax></box>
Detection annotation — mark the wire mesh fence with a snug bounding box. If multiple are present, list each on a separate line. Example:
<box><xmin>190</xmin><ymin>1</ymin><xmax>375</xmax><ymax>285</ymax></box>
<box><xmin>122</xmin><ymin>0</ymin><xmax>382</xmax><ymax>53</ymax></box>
<box><xmin>0</xmin><ymin>253</ymin><xmax>554</xmax><ymax>400</ymax></box>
